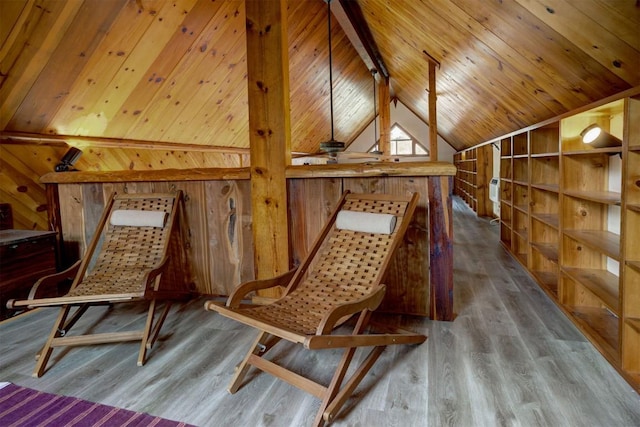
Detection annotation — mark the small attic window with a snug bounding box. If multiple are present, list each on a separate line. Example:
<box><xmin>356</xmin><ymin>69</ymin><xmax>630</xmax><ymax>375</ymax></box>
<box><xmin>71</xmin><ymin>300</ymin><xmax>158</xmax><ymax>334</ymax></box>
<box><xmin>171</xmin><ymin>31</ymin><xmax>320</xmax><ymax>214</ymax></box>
<box><xmin>368</xmin><ymin>123</ymin><xmax>429</xmax><ymax>156</ymax></box>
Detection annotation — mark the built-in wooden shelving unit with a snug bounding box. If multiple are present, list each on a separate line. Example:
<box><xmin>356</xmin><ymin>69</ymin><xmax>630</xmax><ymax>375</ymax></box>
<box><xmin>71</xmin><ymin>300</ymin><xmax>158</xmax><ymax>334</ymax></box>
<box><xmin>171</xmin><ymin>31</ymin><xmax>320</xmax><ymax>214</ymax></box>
<box><xmin>454</xmin><ymin>144</ymin><xmax>493</xmax><ymax>216</ymax></box>
<box><xmin>480</xmin><ymin>87</ymin><xmax>640</xmax><ymax>392</ymax></box>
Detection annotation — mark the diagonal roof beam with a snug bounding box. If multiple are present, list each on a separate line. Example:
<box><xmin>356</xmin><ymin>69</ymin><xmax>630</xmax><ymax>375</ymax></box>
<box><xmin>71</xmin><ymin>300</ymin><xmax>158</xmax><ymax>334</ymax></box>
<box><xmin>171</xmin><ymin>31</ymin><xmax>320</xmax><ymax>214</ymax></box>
<box><xmin>331</xmin><ymin>0</ymin><xmax>390</xmax><ymax>82</ymax></box>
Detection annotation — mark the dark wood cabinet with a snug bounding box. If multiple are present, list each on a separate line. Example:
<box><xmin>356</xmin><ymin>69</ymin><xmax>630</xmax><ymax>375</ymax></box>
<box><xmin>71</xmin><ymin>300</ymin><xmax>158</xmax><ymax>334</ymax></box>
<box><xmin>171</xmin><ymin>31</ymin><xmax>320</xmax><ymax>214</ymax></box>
<box><xmin>0</xmin><ymin>230</ymin><xmax>57</xmax><ymax>319</ymax></box>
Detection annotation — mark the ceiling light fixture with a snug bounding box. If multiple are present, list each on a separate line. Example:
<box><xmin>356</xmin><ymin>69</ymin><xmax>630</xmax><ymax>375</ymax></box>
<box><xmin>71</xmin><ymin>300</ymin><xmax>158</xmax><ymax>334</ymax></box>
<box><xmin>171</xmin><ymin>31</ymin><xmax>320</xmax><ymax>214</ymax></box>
<box><xmin>580</xmin><ymin>124</ymin><xmax>622</xmax><ymax>148</ymax></box>
<box><xmin>55</xmin><ymin>147</ymin><xmax>83</xmax><ymax>172</ymax></box>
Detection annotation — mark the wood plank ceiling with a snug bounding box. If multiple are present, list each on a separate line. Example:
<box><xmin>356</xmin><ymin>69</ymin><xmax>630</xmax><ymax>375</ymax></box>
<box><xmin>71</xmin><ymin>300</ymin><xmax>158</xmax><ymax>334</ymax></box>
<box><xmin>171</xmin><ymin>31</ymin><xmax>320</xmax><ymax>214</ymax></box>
<box><xmin>1</xmin><ymin>0</ymin><xmax>639</xmax><ymax>230</ymax></box>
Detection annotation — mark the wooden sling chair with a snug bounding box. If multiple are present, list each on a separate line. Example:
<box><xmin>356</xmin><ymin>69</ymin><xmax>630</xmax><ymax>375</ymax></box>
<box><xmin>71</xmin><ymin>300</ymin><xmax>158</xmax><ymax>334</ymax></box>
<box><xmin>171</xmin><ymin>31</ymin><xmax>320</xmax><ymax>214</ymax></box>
<box><xmin>205</xmin><ymin>191</ymin><xmax>426</xmax><ymax>426</ymax></box>
<box><xmin>7</xmin><ymin>191</ymin><xmax>192</xmax><ymax>377</ymax></box>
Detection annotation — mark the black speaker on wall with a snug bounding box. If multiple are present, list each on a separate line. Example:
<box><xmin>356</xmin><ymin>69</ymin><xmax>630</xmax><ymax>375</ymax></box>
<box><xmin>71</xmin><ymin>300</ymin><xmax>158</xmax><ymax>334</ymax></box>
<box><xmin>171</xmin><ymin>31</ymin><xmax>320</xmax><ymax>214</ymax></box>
<box><xmin>55</xmin><ymin>147</ymin><xmax>82</xmax><ymax>172</ymax></box>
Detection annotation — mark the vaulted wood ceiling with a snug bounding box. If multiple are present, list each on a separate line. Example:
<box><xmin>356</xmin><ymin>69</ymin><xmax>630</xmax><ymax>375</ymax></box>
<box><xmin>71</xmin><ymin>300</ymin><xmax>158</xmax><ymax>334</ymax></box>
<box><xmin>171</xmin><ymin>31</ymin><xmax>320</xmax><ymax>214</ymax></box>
<box><xmin>1</xmin><ymin>0</ymin><xmax>639</xmax><ymax>229</ymax></box>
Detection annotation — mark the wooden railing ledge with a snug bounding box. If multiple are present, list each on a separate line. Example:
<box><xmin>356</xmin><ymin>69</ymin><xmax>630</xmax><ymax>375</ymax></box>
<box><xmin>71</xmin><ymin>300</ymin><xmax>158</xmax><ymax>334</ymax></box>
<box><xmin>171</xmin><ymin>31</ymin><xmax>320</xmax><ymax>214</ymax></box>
<box><xmin>40</xmin><ymin>162</ymin><xmax>456</xmax><ymax>184</ymax></box>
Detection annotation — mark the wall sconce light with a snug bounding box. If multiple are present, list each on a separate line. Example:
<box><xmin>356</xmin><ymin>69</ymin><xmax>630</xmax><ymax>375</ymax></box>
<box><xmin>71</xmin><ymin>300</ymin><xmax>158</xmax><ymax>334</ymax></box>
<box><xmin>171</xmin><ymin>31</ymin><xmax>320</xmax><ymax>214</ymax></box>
<box><xmin>55</xmin><ymin>147</ymin><xmax>82</xmax><ymax>172</ymax></box>
<box><xmin>580</xmin><ymin>124</ymin><xmax>622</xmax><ymax>148</ymax></box>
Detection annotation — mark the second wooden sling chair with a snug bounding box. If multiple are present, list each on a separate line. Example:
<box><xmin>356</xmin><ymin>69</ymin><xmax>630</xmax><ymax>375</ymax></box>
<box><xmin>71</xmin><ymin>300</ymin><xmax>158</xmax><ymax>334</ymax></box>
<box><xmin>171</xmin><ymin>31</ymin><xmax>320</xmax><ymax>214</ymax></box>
<box><xmin>205</xmin><ymin>191</ymin><xmax>427</xmax><ymax>426</ymax></box>
<box><xmin>7</xmin><ymin>191</ymin><xmax>193</xmax><ymax>377</ymax></box>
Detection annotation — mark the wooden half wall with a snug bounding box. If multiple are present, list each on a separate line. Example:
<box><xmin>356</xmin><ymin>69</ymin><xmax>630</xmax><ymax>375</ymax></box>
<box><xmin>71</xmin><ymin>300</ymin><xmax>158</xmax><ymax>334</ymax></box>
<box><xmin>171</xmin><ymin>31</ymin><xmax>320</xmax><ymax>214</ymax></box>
<box><xmin>41</xmin><ymin>162</ymin><xmax>455</xmax><ymax>320</ymax></box>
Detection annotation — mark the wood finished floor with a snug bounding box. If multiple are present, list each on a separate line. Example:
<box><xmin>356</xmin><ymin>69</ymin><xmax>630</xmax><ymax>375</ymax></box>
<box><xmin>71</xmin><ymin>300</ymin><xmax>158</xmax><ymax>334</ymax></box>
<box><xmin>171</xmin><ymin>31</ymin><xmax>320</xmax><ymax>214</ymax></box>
<box><xmin>1</xmin><ymin>197</ymin><xmax>639</xmax><ymax>427</ymax></box>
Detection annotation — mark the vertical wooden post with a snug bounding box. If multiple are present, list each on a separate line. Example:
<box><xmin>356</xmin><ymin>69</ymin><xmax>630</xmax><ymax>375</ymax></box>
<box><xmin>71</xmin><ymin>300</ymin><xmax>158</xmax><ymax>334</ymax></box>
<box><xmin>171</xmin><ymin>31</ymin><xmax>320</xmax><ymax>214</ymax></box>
<box><xmin>428</xmin><ymin>175</ymin><xmax>454</xmax><ymax>321</ymax></box>
<box><xmin>245</xmin><ymin>0</ymin><xmax>291</xmax><ymax>295</ymax></box>
<box><xmin>476</xmin><ymin>144</ymin><xmax>494</xmax><ymax>217</ymax></box>
<box><xmin>45</xmin><ymin>183</ymin><xmax>64</xmax><ymax>270</ymax></box>
<box><xmin>378</xmin><ymin>77</ymin><xmax>391</xmax><ymax>156</ymax></box>
<box><xmin>428</xmin><ymin>61</ymin><xmax>438</xmax><ymax>161</ymax></box>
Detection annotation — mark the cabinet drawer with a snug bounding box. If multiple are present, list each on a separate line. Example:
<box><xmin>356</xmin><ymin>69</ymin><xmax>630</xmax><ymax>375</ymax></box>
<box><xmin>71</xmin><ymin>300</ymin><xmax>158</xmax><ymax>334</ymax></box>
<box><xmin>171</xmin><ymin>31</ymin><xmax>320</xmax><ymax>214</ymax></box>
<box><xmin>0</xmin><ymin>235</ymin><xmax>57</xmax><ymax>295</ymax></box>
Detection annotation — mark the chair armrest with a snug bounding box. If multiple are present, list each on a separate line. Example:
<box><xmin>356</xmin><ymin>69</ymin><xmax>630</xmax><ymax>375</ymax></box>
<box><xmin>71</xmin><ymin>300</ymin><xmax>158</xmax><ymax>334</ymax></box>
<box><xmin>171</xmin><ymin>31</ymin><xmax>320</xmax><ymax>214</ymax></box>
<box><xmin>227</xmin><ymin>269</ymin><xmax>297</xmax><ymax>308</ymax></box>
<box><xmin>316</xmin><ymin>285</ymin><xmax>386</xmax><ymax>335</ymax></box>
<box><xmin>27</xmin><ymin>260</ymin><xmax>81</xmax><ymax>301</ymax></box>
<box><xmin>143</xmin><ymin>256</ymin><xmax>170</xmax><ymax>290</ymax></box>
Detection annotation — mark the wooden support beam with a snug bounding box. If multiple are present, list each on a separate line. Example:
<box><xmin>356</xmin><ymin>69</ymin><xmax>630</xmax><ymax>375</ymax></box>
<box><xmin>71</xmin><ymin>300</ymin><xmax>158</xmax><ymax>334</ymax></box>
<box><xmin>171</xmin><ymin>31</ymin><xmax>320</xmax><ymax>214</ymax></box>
<box><xmin>378</xmin><ymin>78</ymin><xmax>391</xmax><ymax>156</ymax></box>
<box><xmin>428</xmin><ymin>175</ymin><xmax>453</xmax><ymax>321</ymax></box>
<box><xmin>428</xmin><ymin>61</ymin><xmax>438</xmax><ymax>161</ymax></box>
<box><xmin>334</xmin><ymin>0</ymin><xmax>389</xmax><ymax>80</ymax></box>
<box><xmin>245</xmin><ymin>0</ymin><xmax>291</xmax><ymax>295</ymax></box>
<box><xmin>0</xmin><ymin>131</ymin><xmax>249</xmax><ymax>154</ymax></box>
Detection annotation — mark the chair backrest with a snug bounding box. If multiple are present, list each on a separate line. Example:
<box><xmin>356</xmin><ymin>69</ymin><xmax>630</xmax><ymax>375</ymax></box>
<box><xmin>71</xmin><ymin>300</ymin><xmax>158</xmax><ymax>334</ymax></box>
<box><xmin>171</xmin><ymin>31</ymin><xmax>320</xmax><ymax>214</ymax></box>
<box><xmin>72</xmin><ymin>193</ymin><xmax>182</xmax><ymax>296</ymax></box>
<box><xmin>290</xmin><ymin>192</ymin><xmax>418</xmax><ymax>305</ymax></box>
<box><xmin>94</xmin><ymin>194</ymin><xmax>174</xmax><ymax>269</ymax></box>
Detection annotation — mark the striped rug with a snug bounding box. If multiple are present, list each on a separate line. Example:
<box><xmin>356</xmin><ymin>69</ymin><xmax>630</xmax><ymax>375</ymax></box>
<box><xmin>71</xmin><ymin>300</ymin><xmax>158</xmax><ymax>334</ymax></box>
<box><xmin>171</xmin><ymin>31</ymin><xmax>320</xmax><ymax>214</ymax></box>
<box><xmin>0</xmin><ymin>383</ymin><xmax>195</xmax><ymax>426</ymax></box>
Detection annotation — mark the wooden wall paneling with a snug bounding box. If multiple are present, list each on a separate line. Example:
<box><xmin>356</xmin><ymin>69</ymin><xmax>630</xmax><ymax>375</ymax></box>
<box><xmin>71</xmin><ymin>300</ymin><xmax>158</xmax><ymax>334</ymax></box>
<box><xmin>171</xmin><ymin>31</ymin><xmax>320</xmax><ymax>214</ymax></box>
<box><xmin>127</xmin><ymin>1</ymin><xmax>243</xmax><ymax>143</ymax></box>
<box><xmin>57</xmin><ymin>183</ymin><xmax>87</xmax><ymax>265</ymax></box>
<box><xmin>0</xmin><ymin>0</ymin><xmax>83</xmax><ymax>130</ymax></box>
<box><xmin>449</xmin><ymin>0</ymin><xmax>599</xmax><ymax>106</ymax></box>
<box><xmin>174</xmin><ymin>181</ymin><xmax>209</xmax><ymax>294</ymax></box>
<box><xmin>235</xmin><ymin>180</ymin><xmax>255</xmax><ymax>289</ymax></box>
<box><xmin>431</xmin><ymin>0</ymin><xmax>570</xmax><ymax>115</ymax></box>
<box><xmin>513</xmin><ymin>0</ymin><xmax>639</xmax><ymax>85</ymax></box>
<box><xmin>99</xmin><ymin>0</ymin><xmax>202</xmax><ymax>138</ymax></box>
<box><xmin>288</xmin><ymin>1</ymin><xmax>373</xmax><ymax>154</ymax></box>
<box><xmin>155</xmin><ymin>2</ymin><xmax>247</xmax><ymax>145</ymax></box>
<box><xmin>81</xmin><ymin>182</ymin><xmax>107</xmax><ymax>232</ymax></box>
<box><xmin>161</xmin><ymin>185</ymin><xmax>196</xmax><ymax>295</ymax></box>
<box><xmin>148</xmin><ymin>179</ymin><xmax>256</xmax><ymax>297</ymax></box>
<box><xmin>52</xmin><ymin>180</ymin><xmax>252</xmax><ymax>297</ymax></box>
<box><xmin>287</xmin><ymin>178</ymin><xmax>342</xmax><ymax>269</ymax></box>
<box><xmin>0</xmin><ymin>0</ymin><xmax>33</xmax><ymax>60</ymax></box>
<box><xmin>386</xmin><ymin>1</ymin><xmax>553</xmax><ymax>123</ymax></box>
<box><xmin>193</xmin><ymin>85</ymin><xmax>251</xmax><ymax>151</ymax></box>
<box><xmin>204</xmin><ymin>180</ymin><xmax>253</xmax><ymax>296</ymax></box>
<box><xmin>2</xmin><ymin>0</ymin><xmax>638</xmax><ymax>162</ymax></box>
<box><xmin>100</xmin><ymin>182</ymin><xmax>124</xmax><ymax>201</ymax></box>
<box><xmin>8</xmin><ymin>0</ymin><xmax>128</xmax><ymax>133</ymax></box>
<box><xmin>564</xmin><ymin>0</ymin><xmax>639</xmax><ymax>52</ymax></box>
<box><xmin>45</xmin><ymin>0</ymin><xmax>161</xmax><ymax>136</ymax></box>
<box><xmin>143</xmin><ymin>180</ymin><xmax>197</xmax><ymax>294</ymax></box>
<box><xmin>377</xmin><ymin>176</ymin><xmax>430</xmax><ymax>316</ymax></box>
<box><xmin>362</xmin><ymin>1</ymin><xmax>499</xmax><ymax>140</ymax></box>
<box><xmin>286</xmin><ymin>0</ymin><xmax>331</xmax><ymax>153</ymax></box>
<box><xmin>0</xmin><ymin>142</ymin><xmax>65</xmax><ymax>180</ymax></box>
<box><xmin>80</xmin><ymin>183</ymin><xmax>107</xmax><ymax>269</ymax></box>
<box><xmin>341</xmin><ymin>176</ymin><xmax>385</xmax><ymax>195</ymax></box>
<box><xmin>0</xmin><ymin>145</ymin><xmax>50</xmax><ymax>230</ymax></box>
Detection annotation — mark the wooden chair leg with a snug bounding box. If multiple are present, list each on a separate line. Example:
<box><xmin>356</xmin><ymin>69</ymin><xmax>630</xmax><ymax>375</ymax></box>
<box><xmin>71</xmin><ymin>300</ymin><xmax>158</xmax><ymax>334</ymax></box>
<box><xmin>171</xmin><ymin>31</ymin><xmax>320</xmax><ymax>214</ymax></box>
<box><xmin>146</xmin><ymin>302</ymin><xmax>172</xmax><ymax>350</ymax></box>
<box><xmin>323</xmin><ymin>345</ymin><xmax>386</xmax><ymax>422</ymax></box>
<box><xmin>33</xmin><ymin>305</ymin><xmax>71</xmax><ymax>378</ymax></box>
<box><xmin>313</xmin><ymin>345</ymin><xmax>357</xmax><ymax>427</ymax></box>
<box><xmin>229</xmin><ymin>331</ymin><xmax>271</xmax><ymax>394</ymax></box>
<box><xmin>35</xmin><ymin>304</ymin><xmax>90</xmax><ymax>361</ymax></box>
<box><xmin>138</xmin><ymin>299</ymin><xmax>171</xmax><ymax>366</ymax></box>
<box><xmin>313</xmin><ymin>310</ymin><xmax>372</xmax><ymax>427</ymax></box>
